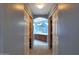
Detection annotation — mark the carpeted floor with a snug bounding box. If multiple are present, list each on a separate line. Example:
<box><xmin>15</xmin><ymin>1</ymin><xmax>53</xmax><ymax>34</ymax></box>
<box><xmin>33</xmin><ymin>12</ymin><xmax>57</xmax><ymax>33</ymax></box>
<box><xmin>29</xmin><ymin>46</ymin><xmax>52</xmax><ymax>55</ymax></box>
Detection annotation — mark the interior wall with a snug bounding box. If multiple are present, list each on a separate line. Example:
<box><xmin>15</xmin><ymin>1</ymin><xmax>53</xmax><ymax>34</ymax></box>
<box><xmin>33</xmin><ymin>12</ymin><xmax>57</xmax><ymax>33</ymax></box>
<box><xmin>58</xmin><ymin>4</ymin><xmax>79</xmax><ymax>55</ymax></box>
<box><xmin>0</xmin><ymin>4</ymin><xmax>4</xmax><ymax>54</ymax></box>
<box><xmin>0</xmin><ymin>4</ymin><xmax>24</xmax><ymax>55</ymax></box>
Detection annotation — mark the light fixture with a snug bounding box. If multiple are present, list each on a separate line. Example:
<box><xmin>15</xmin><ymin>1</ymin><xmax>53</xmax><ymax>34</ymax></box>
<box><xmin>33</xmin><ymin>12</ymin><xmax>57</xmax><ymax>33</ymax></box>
<box><xmin>58</xmin><ymin>4</ymin><xmax>70</xmax><ymax>10</ymax></box>
<box><xmin>12</xmin><ymin>4</ymin><xmax>24</xmax><ymax>10</ymax></box>
<box><xmin>36</xmin><ymin>4</ymin><xmax>44</xmax><ymax>9</ymax></box>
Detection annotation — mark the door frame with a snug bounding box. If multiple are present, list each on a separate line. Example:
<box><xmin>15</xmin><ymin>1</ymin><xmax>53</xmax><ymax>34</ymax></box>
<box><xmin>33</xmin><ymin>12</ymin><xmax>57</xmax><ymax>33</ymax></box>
<box><xmin>48</xmin><ymin>16</ymin><xmax>52</xmax><ymax>49</ymax></box>
<box><xmin>24</xmin><ymin>8</ymin><xmax>33</xmax><ymax>54</ymax></box>
<box><xmin>48</xmin><ymin>4</ymin><xmax>59</xmax><ymax>55</ymax></box>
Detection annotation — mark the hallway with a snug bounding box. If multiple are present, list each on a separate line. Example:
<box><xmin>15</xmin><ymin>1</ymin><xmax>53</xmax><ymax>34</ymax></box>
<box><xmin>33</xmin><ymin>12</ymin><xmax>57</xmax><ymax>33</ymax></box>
<box><xmin>33</xmin><ymin>39</ymin><xmax>48</xmax><ymax>46</ymax></box>
<box><xmin>29</xmin><ymin>46</ymin><xmax>52</xmax><ymax>55</ymax></box>
<box><xmin>25</xmin><ymin>3</ymin><xmax>79</xmax><ymax>55</ymax></box>
<box><xmin>25</xmin><ymin>3</ymin><xmax>55</xmax><ymax>55</ymax></box>
<box><xmin>0</xmin><ymin>3</ymin><xmax>79</xmax><ymax>55</ymax></box>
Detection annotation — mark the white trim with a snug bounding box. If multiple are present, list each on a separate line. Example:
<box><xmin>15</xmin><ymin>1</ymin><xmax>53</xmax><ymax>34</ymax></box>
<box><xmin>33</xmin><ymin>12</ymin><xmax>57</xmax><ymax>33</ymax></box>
<box><xmin>48</xmin><ymin>4</ymin><xmax>58</xmax><ymax>19</ymax></box>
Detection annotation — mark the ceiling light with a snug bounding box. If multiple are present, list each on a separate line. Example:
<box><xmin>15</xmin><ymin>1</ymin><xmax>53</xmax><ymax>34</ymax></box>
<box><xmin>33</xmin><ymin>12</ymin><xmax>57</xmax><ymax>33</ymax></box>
<box><xmin>12</xmin><ymin>4</ymin><xmax>24</xmax><ymax>10</ymax></box>
<box><xmin>36</xmin><ymin>4</ymin><xmax>44</xmax><ymax>9</ymax></box>
<box><xmin>58</xmin><ymin>4</ymin><xmax>70</xmax><ymax>10</ymax></box>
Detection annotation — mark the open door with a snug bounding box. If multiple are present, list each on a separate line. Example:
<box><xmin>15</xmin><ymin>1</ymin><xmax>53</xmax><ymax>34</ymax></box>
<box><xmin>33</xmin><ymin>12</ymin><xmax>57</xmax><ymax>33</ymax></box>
<box><xmin>33</xmin><ymin>17</ymin><xmax>48</xmax><ymax>48</ymax></box>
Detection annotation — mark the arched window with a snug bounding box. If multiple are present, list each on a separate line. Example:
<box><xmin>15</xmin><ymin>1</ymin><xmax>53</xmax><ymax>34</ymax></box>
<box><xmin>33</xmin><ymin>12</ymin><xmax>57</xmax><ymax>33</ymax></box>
<box><xmin>33</xmin><ymin>17</ymin><xmax>48</xmax><ymax>35</ymax></box>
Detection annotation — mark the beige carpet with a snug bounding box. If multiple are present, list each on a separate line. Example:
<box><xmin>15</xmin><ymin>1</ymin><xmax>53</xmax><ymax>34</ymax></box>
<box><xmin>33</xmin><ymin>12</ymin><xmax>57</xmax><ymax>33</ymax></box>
<box><xmin>29</xmin><ymin>45</ymin><xmax>52</xmax><ymax>55</ymax></box>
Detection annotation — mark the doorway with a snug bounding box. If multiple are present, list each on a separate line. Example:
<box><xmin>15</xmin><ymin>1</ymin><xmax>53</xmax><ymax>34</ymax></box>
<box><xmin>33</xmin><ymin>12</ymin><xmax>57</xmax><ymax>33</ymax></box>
<box><xmin>33</xmin><ymin>17</ymin><xmax>48</xmax><ymax>48</ymax></box>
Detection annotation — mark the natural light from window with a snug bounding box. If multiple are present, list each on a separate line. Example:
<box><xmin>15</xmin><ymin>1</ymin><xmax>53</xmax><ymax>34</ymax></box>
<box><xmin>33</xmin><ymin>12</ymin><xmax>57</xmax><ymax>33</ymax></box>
<box><xmin>33</xmin><ymin>17</ymin><xmax>48</xmax><ymax>35</ymax></box>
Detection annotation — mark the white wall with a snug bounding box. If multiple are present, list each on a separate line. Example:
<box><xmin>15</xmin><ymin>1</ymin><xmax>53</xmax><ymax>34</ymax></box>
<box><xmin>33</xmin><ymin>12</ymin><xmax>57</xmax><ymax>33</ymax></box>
<box><xmin>0</xmin><ymin>4</ymin><xmax>24</xmax><ymax>55</ymax></box>
<box><xmin>0</xmin><ymin>4</ymin><xmax>5</xmax><ymax>54</ymax></box>
<box><xmin>58</xmin><ymin>4</ymin><xmax>79</xmax><ymax>55</ymax></box>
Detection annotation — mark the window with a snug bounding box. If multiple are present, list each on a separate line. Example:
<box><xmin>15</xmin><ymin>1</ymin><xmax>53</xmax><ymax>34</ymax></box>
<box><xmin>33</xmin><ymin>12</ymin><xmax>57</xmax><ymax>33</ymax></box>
<box><xmin>33</xmin><ymin>17</ymin><xmax>48</xmax><ymax>35</ymax></box>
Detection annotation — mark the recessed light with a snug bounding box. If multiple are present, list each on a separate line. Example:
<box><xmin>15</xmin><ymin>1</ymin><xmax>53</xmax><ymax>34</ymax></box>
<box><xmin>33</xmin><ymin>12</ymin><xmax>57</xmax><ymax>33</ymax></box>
<box><xmin>58</xmin><ymin>4</ymin><xmax>70</xmax><ymax>10</ymax></box>
<box><xmin>36</xmin><ymin>4</ymin><xmax>44</xmax><ymax>9</ymax></box>
<box><xmin>12</xmin><ymin>4</ymin><xmax>24</xmax><ymax>10</ymax></box>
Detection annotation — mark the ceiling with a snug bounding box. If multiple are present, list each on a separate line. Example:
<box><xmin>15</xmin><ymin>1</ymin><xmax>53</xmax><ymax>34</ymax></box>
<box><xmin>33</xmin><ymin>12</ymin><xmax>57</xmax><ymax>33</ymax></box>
<box><xmin>25</xmin><ymin>3</ymin><xmax>55</xmax><ymax>16</ymax></box>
